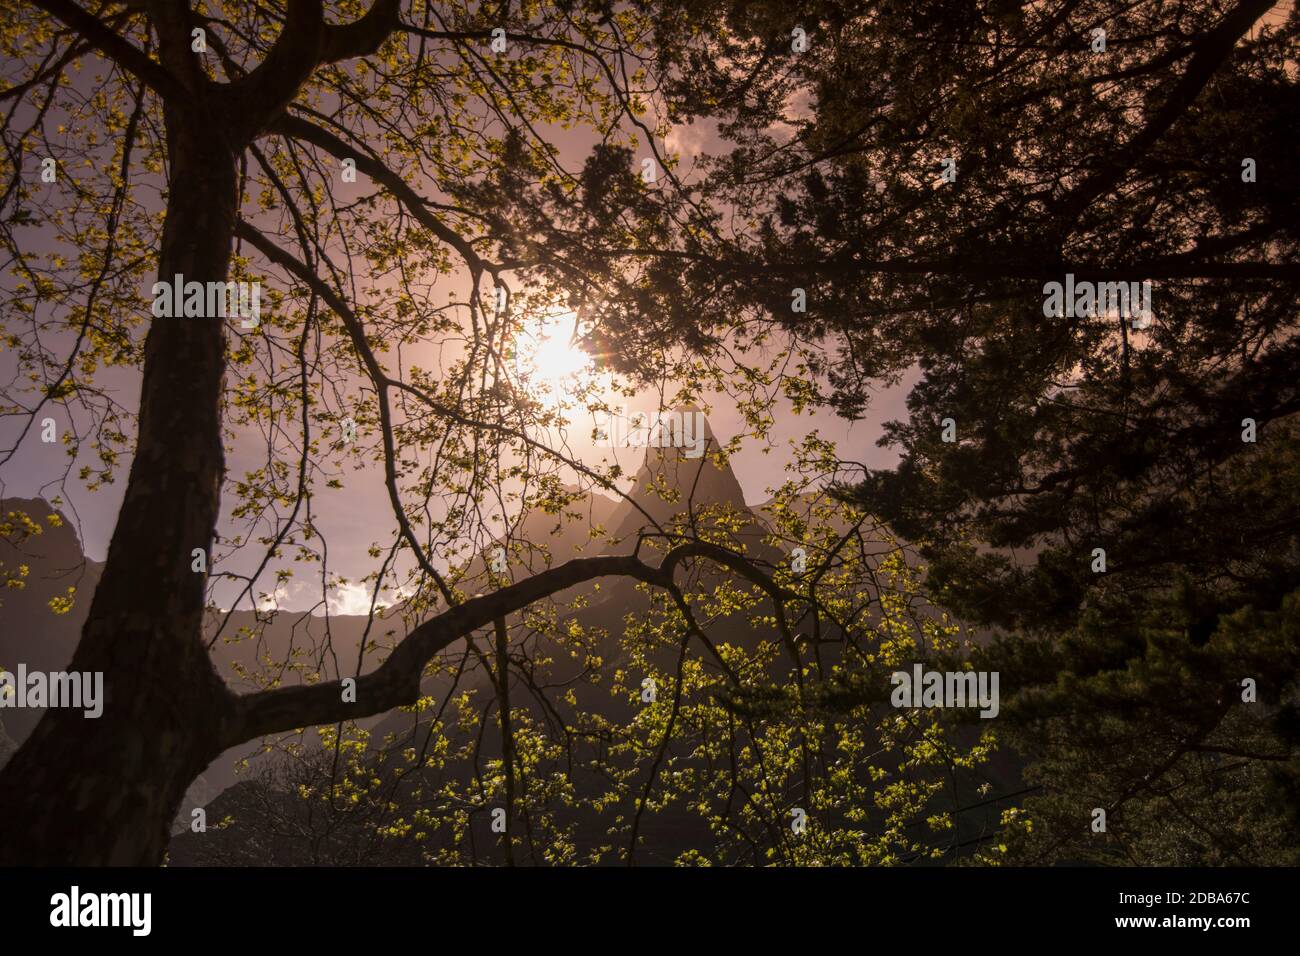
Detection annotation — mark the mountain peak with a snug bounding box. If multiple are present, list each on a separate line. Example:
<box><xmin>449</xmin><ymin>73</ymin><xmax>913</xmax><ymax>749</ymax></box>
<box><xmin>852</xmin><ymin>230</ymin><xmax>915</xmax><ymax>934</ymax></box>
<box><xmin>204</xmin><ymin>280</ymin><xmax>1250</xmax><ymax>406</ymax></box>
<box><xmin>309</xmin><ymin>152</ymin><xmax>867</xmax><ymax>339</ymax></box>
<box><xmin>604</xmin><ymin>408</ymin><xmax>759</xmax><ymax>546</ymax></box>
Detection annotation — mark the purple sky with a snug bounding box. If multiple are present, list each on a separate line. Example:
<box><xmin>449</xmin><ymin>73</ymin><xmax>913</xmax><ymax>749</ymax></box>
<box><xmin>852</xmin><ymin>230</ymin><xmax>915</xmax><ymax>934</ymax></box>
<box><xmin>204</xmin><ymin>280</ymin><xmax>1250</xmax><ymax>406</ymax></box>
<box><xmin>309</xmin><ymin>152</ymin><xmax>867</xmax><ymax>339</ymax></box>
<box><xmin>0</xmin><ymin>55</ymin><xmax>915</xmax><ymax>613</ymax></box>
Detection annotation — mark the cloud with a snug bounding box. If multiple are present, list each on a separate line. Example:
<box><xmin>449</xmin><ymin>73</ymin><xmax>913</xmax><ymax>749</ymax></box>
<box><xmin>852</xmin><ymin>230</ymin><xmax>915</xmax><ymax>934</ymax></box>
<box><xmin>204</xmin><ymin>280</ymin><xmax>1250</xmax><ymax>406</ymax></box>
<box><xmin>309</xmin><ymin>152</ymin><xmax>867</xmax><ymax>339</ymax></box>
<box><xmin>327</xmin><ymin>581</ymin><xmax>378</xmax><ymax>616</ymax></box>
<box><xmin>326</xmin><ymin>582</ymin><xmax>413</xmax><ymax>617</ymax></box>
<box><xmin>665</xmin><ymin>119</ymin><xmax>723</xmax><ymax>170</ymax></box>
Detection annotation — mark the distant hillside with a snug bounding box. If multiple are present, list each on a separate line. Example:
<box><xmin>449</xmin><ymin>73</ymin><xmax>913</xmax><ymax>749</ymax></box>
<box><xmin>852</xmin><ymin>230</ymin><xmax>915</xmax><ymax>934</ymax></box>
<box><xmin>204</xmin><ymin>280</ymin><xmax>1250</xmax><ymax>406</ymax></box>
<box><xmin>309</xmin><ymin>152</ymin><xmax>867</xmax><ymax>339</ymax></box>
<box><xmin>169</xmin><ymin>420</ymin><xmax>805</xmax><ymax>863</ymax></box>
<box><xmin>2</xmin><ymin>415</ymin><xmax>1025</xmax><ymax>865</ymax></box>
<box><xmin>0</xmin><ymin>498</ymin><xmax>103</xmax><ymax>743</ymax></box>
<box><xmin>0</xmin><ymin>496</ymin><xmax>392</xmax><ymax>830</ymax></box>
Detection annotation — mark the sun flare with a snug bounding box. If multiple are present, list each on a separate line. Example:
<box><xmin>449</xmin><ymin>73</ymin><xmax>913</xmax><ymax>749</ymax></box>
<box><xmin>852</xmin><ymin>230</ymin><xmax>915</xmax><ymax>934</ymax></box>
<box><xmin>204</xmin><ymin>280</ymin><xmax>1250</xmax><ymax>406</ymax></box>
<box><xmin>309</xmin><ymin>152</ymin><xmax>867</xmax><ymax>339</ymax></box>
<box><xmin>512</xmin><ymin>313</ymin><xmax>596</xmax><ymax>402</ymax></box>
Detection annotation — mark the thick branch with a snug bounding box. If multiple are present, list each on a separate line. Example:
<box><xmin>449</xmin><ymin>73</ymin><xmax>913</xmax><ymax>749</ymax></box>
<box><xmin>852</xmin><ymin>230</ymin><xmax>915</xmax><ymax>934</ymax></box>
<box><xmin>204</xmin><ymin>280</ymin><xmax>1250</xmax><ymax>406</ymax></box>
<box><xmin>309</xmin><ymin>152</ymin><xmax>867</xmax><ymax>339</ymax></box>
<box><xmin>29</xmin><ymin>0</ymin><xmax>181</xmax><ymax>99</ymax></box>
<box><xmin>322</xmin><ymin>0</ymin><xmax>401</xmax><ymax>63</ymax></box>
<box><xmin>230</xmin><ymin>553</ymin><xmax>672</xmax><ymax>742</ymax></box>
<box><xmin>227</xmin><ymin>533</ymin><xmax>815</xmax><ymax>744</ymax></box>
<box><xmin>144</xmin><ymin>0</ymin><xmax>206</xmax><ymax>94</ymax></box>
<box><xmin>225</xmin><ymin>0</ymin><xmax>326</xmax><ymax>135</ymax></box>
<box><xmin>227</xmin><ymin>0</ymin><xmax>401</xmax><ymax>138</ymax></box>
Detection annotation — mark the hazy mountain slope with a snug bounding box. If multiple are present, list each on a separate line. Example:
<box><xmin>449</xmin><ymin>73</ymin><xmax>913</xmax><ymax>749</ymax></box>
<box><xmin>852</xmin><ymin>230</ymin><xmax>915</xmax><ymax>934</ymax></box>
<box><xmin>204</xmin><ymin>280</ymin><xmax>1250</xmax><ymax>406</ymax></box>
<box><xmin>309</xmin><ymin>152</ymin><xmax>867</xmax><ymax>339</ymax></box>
<box><xmin>3</xmin><ymin>412</ymin><xmax>1027</xmax><ymax>865</ymax></box>
<box><xmin>0</xmin><ymin>498</ymin><xmax>103</xmax><ymax>742</ymax></box>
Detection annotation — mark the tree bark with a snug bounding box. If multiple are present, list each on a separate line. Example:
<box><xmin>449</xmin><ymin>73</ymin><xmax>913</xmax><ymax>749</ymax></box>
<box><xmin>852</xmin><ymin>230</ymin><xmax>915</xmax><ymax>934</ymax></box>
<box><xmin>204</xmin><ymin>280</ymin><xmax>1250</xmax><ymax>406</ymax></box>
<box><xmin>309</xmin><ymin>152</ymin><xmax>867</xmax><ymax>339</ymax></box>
<box><xmin>0</xmin><ymin>0</ymin><xmax>410</xmax><ymax>867</ymax></box>
<box><xmin>0</xmin><ymin>114</ymin><xmax>240</xmax><ymax>866</ymax></box>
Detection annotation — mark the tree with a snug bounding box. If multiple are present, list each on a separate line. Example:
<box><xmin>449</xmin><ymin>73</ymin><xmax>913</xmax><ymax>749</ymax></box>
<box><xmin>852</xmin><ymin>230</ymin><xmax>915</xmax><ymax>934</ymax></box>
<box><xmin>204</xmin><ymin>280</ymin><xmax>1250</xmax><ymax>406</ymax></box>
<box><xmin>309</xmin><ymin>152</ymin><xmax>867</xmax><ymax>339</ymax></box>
<box><xmin>624</xmin><ymin>0</ymin><xmax>1300</xmax><ymax>861</ymax></box>
<box><xmin>3</xmin><ymin>0</ymin><xmax>1294</xmax><ymax>869</ymax></box>
<box><xmin>170</xmin><ymin>484</ymin><xmax>1006</xmax><ymax>866</ymax></box>
<box><xmin>0</xmin><ymin>0</ymin><xmax>763</xmax><ymax>865</ymax></box>
<box><xmin>2</xmin><ymin>0</ymin><xmax>999</xmax><ymax>869</ymax></box>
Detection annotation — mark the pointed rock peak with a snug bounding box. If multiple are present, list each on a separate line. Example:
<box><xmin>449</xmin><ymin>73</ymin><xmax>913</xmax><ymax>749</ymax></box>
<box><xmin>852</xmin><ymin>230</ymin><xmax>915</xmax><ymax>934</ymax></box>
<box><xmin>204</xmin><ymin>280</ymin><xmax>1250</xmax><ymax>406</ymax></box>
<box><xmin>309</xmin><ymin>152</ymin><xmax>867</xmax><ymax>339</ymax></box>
<box><xmin>598</xmin><ymin>407</ymin><xmax>755</xmax><ymax>543</ymax></box>
<box><xmin>633</xmin><ymin>405</ymin><xmax>718</xmax><ymax>469</ymax></box>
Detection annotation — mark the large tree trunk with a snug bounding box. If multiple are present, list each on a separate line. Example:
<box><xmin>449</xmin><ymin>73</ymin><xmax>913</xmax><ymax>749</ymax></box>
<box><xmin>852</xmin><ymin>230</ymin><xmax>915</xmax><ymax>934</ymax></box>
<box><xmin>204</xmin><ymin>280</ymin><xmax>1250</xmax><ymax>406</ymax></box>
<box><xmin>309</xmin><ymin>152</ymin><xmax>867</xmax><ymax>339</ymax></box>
<box><xmin>0</xmin><ymin>117</ymin><xmax>240</xmax><ymax>865</ymax></box>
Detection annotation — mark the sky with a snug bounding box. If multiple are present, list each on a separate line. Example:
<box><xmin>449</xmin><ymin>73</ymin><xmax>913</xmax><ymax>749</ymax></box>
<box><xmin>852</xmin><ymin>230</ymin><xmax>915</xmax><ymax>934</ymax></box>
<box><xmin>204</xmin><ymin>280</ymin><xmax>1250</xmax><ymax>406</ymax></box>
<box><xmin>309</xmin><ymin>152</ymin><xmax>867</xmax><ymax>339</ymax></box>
<box><xmin>0</xmin><ymin>337</ymin><xmax>911</xmax><ymax>610</ymax></box>
<box><xmin>0</xmin><ymin>25</ymin><xmax>915</xmax><ymax>614</ymax></box>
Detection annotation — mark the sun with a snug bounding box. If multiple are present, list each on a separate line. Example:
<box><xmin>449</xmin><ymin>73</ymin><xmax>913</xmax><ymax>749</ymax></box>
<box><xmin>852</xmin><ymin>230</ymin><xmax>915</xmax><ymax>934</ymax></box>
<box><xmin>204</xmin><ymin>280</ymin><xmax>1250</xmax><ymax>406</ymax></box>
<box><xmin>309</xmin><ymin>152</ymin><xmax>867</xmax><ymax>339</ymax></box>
<box><xmin>511</xmin><ymin>312</ymin><xmax>596</xmax><ymax>401</ymax></box>
<box><xmin>530</xmin><ymin>327</ymin><xmax>591</xmax><ymax>380</ymax></box>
